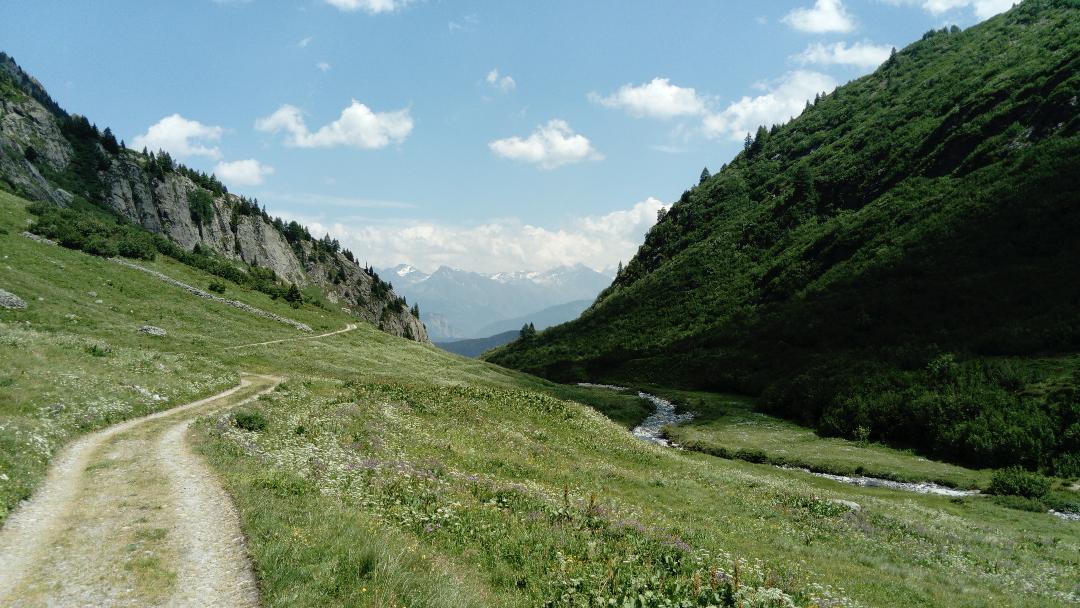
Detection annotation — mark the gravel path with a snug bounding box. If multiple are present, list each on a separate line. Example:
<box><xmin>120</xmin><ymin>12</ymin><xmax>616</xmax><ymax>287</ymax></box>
<box><xmin>225</xmin><ymin>323</ymin><xmax>357</xmax><ymax>350</ymax></box>
<box><xmin>0</xmin><ymin>374</ymin><xmax>281</xmax><ymax>607</ymax></box>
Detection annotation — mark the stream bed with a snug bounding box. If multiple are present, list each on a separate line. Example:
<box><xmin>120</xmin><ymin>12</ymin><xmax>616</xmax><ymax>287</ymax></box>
<box><xmin>578</xmin><ymin>383</ymin><xmax>1077</xmax><ymax>520</ymax></box>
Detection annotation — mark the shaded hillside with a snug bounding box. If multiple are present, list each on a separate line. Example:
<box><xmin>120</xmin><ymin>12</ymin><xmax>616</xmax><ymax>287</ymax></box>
<box><xmin>0</xmin><ymin>53</ymin><xmax>426</xmax><ymax>341</ymax></box>
<box><xmin>489</xmin><ymin>1</ymin><xmax>1080</xmax><ymax>473</ymax></box>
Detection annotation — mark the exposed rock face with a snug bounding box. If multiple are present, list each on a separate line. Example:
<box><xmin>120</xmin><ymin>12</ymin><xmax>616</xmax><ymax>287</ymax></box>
<box><xmin>0</xmin><ymin>52</ymin><xmax>427</xmax><ymax>342</ymax></box>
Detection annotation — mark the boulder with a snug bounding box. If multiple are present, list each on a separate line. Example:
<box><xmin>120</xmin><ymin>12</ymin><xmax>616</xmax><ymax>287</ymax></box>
<box><xmin>138</xmin><ymin>325</ymin><xmax>167</xmax><ymax>337</ymax></box>
<box><xmin>0</xmin><ymin>288</ymin><xmax>27</xmax><ymax>309</ymax></box>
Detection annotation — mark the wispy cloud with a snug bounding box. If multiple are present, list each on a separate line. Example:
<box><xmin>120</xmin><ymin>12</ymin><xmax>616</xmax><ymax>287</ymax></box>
<box><xmin>324</xmin><ymin>0</ymin><xmax>411</xmax><ymax>14</ymax></box>
<box><xmin>448</xmin><ymin>13</ymin><xmax>479</xmax><ymax>32</ymax></box>
<box><xmin>486</xmin><ymin>69</ymin><xmax>516</xmax><ymax>93</ymax></box>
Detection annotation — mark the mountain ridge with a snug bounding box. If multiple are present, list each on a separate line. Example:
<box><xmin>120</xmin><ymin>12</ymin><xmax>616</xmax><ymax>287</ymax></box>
<box><xmin>0</xmin><ymin>52</ymin><xmax>427</xmax><ymax>341</ymax></box>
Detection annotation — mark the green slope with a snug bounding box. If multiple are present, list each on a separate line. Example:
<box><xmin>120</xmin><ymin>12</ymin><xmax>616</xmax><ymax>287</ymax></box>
<box><xmin>488</xmin><ymin>0</ymin><xmax>1080</xmax><ymax>473</ymax></box>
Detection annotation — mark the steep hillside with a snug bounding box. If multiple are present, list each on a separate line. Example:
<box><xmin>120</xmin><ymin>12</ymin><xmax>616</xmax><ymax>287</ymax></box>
<box><xmin>0</xmin><ymin>53</ymin><xmax>426</xmax><ymax>341</ymax></box>
<box><xmin>489</xmin><ymin>1</ymin><xmax>1080</xmax><ymax>472</ymax></box>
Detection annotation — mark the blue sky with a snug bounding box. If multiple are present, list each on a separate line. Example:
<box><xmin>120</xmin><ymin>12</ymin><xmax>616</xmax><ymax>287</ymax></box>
<box><xmin>2</xmin><ymin>0</ymin><xmax>1013</xmax><ymax>272</ymax></box>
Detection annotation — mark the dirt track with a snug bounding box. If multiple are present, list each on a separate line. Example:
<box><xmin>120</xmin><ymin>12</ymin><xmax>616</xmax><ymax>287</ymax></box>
<box><xmin>0</xmin><ymin>374</ymin><xmax>282</xmax><ymax>607</ymax></box>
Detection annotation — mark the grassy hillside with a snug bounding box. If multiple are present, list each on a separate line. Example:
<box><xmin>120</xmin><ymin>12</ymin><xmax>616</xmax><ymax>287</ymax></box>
<box><xmin>3</xmin><ymin>187</ymin><xmax>1079</xmax><ymax>606</ymax></box>
<box><xmin>488</xmin><ymin>1</ymin><xmax>1080</xmax><ymax>474</ymax></box>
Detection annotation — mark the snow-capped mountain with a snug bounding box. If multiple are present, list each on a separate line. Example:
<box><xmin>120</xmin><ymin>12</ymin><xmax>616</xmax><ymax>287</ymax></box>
<box><xmin>379</xmin><ymin>264</ymin><xmax>613</xmax><ymax>340</ymax></box>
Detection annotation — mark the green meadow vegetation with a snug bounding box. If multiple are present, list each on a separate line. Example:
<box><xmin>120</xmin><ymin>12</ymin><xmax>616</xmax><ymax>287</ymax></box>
<box><xmin>487</xmin><ymin>1</ymin><xmax>1080</xmax><ymax>478</ymax></box>
<box><xmin>2</xmin><ymin>189</ymin><xmax>1079</xmax><ymax>607</ymax></box>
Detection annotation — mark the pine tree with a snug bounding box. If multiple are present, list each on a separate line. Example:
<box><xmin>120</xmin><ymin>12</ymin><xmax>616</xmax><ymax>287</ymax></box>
<box><xmin>101</xmin><ymin>127</ymin><xmax>120</xmax><ymax>154</ymax></box>
<box><xmin>748</xmin><ymin>125</ymin><xmax>768</xmax><ymax>158</ymax></box>
<box><xmin>284</xmin><ymin>283</ymin><xmax>303</xmax><ymax>304</ymax></box>
<box><xmin>699</xmin><ymin>167</ymin><xmax>711</xmax><ymax>184</ymax></box>
<box><xmin>744</xmin><ymin>132</ymin><xmax>753</xmax><ymax>152</ymax></box>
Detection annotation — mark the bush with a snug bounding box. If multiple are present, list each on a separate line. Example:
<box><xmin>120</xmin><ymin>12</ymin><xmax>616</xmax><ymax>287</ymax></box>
<box><xmin>207</xmin><ymin>280</ymin><xmax>227</xmax><ymax>294</ymax></box>
<box><xmin>234</xmin><ymin>409</ymin><xmax>268</xmax><ymax>432</ymax></box>
<box><xmin>988</xmin><ymin>466</ymin><xmax>1050</xmax><ymax>499</ymax></box>
<box><xmin>84</xmin><ymin>342</ymin><xmax>110</xmax><ymax>357</ymax></box>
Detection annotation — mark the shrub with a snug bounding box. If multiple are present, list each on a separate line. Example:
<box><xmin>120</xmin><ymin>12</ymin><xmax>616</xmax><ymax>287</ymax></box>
<box><xmin>85</xmin><ymin>342</ymin><xmax>110</xmax><ymax>357</ymax></box>
<box><xmin>207</xmin><ymin>280</ymin><xmax>227</xmax><ymax>294</ymax></box>
<box><xmin>988</xmin><ymin>466</ymin><xmax>1050</xmax><ymax>499</ymax></box>
<box><xmin>234</xmin><ymin>409</ymin><xmax>268</xmax><ymax>432</ymax></box>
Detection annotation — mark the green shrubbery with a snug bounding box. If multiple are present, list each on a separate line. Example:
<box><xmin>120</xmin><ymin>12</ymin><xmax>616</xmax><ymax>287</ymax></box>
<box><xmin>988</xmin><ymin>466</ymin><xmax>1051</xmax><ymax>499</ymax></box>
<box><xmin>233</xmin><ymin>409</ymin><xmax>268</xmax><ymax>432</ymax></box>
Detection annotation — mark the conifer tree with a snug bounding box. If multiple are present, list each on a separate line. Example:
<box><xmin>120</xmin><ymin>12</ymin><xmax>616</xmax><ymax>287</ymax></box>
<box><xmin>699</xmin><ymin>167</ymin><xmax>711</xmax><ymax>184</ymax></box>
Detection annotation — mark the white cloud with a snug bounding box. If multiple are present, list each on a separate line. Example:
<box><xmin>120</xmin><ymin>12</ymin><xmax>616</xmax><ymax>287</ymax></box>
<box><xmin>317</xmin><ymin>61</ymin><xmax>332</xmax><ymax>72</ymax></box>
<box><xmin>489</xmin><ymin>120</ymin><xmax>602</xmax><ymax>170</ymax></box>
<box><xmin>486</xmin><ymin>69</ymin><xmax>516</xmax><ymax>93</ymax></box>
<box><xmin>703</xmin><ymin>71</ymin><xmax>836</xmax><ymax>141</ymax></box>
<box><xmin>885</xmin><ymin>0</ymin><xmax>1014</xmax><ymax>19</ymax></box>
<box><xmin>588</xmin><ymin>78</ymin><xmax>706</xmax><ymax>119</ymax></box>
<box><xmin>283</xmin><ymin>198</ymin><xmax>664</xmax><ymax>273</ymax></box>
<box><xmin>256</xmin><ymin>101</ymin><xmax>413</xmax><ymax>149</ymax></box>
<box><xmin>783</xmin><ymin>0</ymin><xmax>856</xmax><ymax>33</ymax></box>
<box><xmin>794</xmin><ymin>41</ymin><xmax>893</xmax><ymax>69</ymax></box>
<box><xmin>213</xmin><ymin>159</ymin><xmax>275</xmax><ymax>187</ymax></box>
<box><xmin>131</xmin><ymin>114</ymin><xmax>223</xmax><ymax>159</ymax></box>
<box><xmin>298</xmin><ymin>36</ymin><xmax>313</xmax><ymax>48</ymax></box>
<box><xmin>324</xmin><ymin>0</ymin><xmax>408</xmax><ymax>14</ymax></box>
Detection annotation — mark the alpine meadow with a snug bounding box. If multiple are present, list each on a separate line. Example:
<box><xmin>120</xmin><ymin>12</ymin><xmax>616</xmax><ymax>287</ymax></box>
<box><xmin>0</xmin><ymin>1</ymin><xmax>1078</xmax><ymax>607</ymax></box>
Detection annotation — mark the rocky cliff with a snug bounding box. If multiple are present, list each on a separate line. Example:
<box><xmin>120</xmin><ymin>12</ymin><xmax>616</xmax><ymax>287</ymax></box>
<box><xmin>0</xmin><ymin>52</ymin><xmax>426</xmax><ymax>342</ymax></box>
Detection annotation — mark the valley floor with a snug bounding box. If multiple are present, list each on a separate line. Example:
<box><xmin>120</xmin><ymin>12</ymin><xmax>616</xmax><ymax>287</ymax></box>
<box><xmin>1</xmin><ymin>190</ymin><xmax>1078</xmax><ymax>607</ymax></box>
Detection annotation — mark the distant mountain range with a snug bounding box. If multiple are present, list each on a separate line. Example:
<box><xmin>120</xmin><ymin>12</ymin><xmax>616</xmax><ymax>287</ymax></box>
<box><xmin>380</xmin><ymin>263</ymin><xmax>611</xmax><ymax>339</ymax></box>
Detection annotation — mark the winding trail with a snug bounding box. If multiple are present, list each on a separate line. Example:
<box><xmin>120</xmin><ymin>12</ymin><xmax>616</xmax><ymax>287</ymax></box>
<box><xmin>0</xmin><ymin>374</ymin><xmax>282</xmax><ymax>607</ymax></box>
<box><xmin>225</xmin><ymin>322</ymin><xmax>358</xmax><ymax>350</ymax></box>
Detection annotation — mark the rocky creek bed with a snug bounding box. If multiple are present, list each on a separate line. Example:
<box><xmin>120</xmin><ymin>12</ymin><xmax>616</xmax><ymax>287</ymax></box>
<box><xmin>577</xmin><ymin>383</ymin><xmax>1078</xmax><ymax>520</ymax></box>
